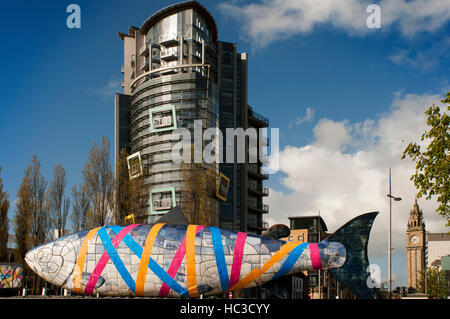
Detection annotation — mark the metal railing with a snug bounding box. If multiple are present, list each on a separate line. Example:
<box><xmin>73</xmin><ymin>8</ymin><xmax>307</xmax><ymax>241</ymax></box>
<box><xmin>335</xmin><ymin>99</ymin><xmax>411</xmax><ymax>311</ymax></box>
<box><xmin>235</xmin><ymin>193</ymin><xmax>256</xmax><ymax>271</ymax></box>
<box><xmin>248</xmin><ymin>183</ymin><xmax>269</xmax><ymax>196</ymax></box>
<box><xmin>139</xmin><ymin>46</ymin><xmax>149</xmax><ymax>56</ymax></box>
<box><xmin>248</xmin><ymin>165</ymin><xmax>269</xmax><ymax>179</ymax></box>
<box><xmin>158</xmin><ymin>33</ymin><xmax>178</xmax><ymax>44</ymax></box>
<box><xmin>248</xmin><ymin>109</ymin><xmax>269</xmax><ymax>126</ymax></box>
<box><xmin>247</xmin><ymin>219</ymin><xmax>269</xmax><ymax>230</ymax></box>
<box><xmin>160</xmin><ymin>47</ymin><xmax>178</xmax><ymax>58</ymax></box>
<box><xmin>140</xmin><ymin>59</ymin><xmax>149</xmax><ymax>71</ymax></box>
<box><xmin>248</xmin><ymin>201</ymin><xmax>269</xmax><ymax>213</ymax></box>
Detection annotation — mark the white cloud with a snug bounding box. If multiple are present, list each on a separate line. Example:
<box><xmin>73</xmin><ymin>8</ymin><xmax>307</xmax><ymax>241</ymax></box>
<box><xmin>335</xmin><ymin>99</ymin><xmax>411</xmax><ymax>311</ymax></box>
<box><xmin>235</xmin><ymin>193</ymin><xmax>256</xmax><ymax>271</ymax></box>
<box><xmin>266</xmin><ymin>90</ymin><xmax>448</xmax><ymax>259</ymax></box>
<box><xmin>299</xmin><ymin>107</ymin><xmax>315</xmax><ymax>124</ymax></box>
<box><xmin>86</xmin><ymin>78</ymin><xmax>122</xmax><ymax>98</ymax></box>
<box><xmin>388</xmin><ymin>37</ymin><xmax>450</xmax><ymax>71</ymax></box>
<box><xmin>381</xmin><ymin>0</ymin><xmax>450</xmax><ymax>36</ymax></box>
<box><xmin>389</xmin><ymin>49</ymin><xmax>435</xmax><ymax>71</ymax></box>
<box><xmin>289</xmin><ymin>107</ymin><xmax>315</xmax><ymax>128</ymax></box>
<box><xmin>312</xmin><ymin>118</ymin><xmax>352</xmax><ymax>151</ymax></box>
<box><xmin>219</xmin><ymin>0</ymin><xmax>450</xmax><ymax>47</ymax></box>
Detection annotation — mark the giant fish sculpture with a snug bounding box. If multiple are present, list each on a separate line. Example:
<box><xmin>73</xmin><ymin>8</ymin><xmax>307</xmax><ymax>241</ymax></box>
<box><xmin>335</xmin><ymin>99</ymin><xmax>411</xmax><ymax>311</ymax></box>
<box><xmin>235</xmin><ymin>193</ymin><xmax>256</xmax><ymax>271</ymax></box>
<box><xmin>25</xmin><ymin>209</ymin><xmax>378</xmax><ymax>298</ymax></box>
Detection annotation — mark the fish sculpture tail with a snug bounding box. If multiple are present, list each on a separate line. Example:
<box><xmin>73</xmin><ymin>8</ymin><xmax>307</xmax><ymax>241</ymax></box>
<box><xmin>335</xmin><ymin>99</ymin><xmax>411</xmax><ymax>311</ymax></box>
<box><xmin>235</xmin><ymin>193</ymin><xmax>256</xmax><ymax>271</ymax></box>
<box><xmin>327</xmin><ymin>211</ymin><xmax>378</xmax><ymax>299</ymax></box>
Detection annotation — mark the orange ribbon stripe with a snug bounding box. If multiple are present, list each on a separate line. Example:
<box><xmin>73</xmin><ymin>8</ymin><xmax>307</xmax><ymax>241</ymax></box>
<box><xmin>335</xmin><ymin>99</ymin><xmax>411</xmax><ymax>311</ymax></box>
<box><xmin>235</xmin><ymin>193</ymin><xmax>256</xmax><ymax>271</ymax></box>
<box><xmin>135</xmin><ymin>223</ymin><xmax>165</xmax><ymax>296</ymax></box>
<box><xmin>73</xmin><ymin>227</ymin><xmax>101</xmax><ymax>293</ymax></box>
<box><xmin>227</xmin><ymin>241</ymin><xmax>301</xmax><ymax>292</ymax></box>
<box><xmin>186</xmin><ymin>225</ymin><xmax>200</xmax><ymax>297</ymax></box>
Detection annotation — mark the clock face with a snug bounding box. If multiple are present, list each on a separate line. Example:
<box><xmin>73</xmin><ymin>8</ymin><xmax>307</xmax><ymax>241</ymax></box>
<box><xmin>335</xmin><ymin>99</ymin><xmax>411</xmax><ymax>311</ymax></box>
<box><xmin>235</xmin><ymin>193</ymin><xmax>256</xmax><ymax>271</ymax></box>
<box><xmin>410</xmin><ymin>235</ymin><xmax>419</xmax><ymax>244</ymax></box>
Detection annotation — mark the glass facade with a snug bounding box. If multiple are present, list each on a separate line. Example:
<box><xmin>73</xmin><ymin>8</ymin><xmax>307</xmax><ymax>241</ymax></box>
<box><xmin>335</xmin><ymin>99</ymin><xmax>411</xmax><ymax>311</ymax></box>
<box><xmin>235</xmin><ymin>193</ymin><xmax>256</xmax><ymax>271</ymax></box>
<box><xmin>218</xmin><ymin>42</ymin><xmax>237</xmax><ymax>230</ymax></box>
<box><xmin>145</xmin><ymin>9</ymin><xmax>212</xmax><ymax>48</ymax></box>
<box><xmin>128</xmin><ymin>8</ymin><xmax>219</xmax><ymax>223</ymax></box>
<box><xmin>116</xmin><ymin>2</ymin><xmax>269</xmax><ymax>233</ymax></box>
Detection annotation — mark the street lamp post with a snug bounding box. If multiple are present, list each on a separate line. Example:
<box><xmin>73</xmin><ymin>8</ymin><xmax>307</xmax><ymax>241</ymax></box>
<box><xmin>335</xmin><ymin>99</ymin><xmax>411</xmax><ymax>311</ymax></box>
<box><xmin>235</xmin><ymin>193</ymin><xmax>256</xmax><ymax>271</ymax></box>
<box><xmin>387</xmin><ymin>167</ymin><xmax>402</xmax><ymax>299</ymax></box>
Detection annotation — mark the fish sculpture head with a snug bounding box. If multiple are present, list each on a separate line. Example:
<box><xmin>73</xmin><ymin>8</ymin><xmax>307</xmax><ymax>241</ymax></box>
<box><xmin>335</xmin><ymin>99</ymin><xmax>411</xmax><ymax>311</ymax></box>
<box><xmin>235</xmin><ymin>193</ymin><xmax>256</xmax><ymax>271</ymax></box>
<box><xmin>24</xmin><ymin>234</ymin><xmax>77</xmax><ymax>287</ymax></box>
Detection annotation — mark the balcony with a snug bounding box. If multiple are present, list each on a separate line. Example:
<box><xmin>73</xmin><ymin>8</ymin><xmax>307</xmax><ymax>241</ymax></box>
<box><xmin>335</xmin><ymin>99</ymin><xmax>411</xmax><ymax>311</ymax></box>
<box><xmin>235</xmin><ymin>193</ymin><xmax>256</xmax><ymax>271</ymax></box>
<box><xmin>248</xmin><ymin>109</ymin><xmax>269</xmax><ymax>127</ymax></box>
<box><xmin>247</xmin><ymin>219</ymin><xmax>269</xmax><ymax>231</ymax></box>
<box><xmin>160</xmin><ymin>47</ymin><xmax>178</xmax><ymax>60</ymax></box>
<box><xmin>160</xmin><ymin>65</ymin><xmax>178</xmax><ymax>75</ymax></box>
<box><xmin>248</xmin><ymin>184</ymin><xmax>269</xmax><ymax>197</ymax></box>
<box><xmin>151</xmin><ymin>55</ymin><xmax>160</xmax><ymax>63</ymax></box>
<box><xmin>193</xmin><ymin>51</ymin><xmax>202</xmax><ymax>60</ymax></box>
<box><xmin>158</xmin><ymin>33</ymin><xmax>178</xmax><ymax>45</ymax></box>
<box><xmin>140</xmin><ymin>59</ymin><xmax>149</xmax><ymax>71</ymax></box>
<box><xmin>139</xmin><ymin>46</ymin><xmax>149</xmax><ymax>56</ymax></box>
<box><xmin>248</xmin><ymin>202</ymin><xmax>269</xmax><ymax>214</ymax></box>
<box><xmin>248</xmin><ymin>165</ymin><xmax>268</xmax><ymax>180</ymax></box>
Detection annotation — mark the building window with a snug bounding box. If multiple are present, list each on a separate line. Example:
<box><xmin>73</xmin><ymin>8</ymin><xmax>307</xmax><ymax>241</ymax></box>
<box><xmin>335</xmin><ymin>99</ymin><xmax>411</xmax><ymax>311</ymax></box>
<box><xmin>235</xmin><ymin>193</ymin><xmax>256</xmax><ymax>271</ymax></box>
<box><xmin>298</xmin><ymin>235</ymin><xmax>304</xmax><ymax>242</ymax></box>
<box><xmin>289</xmin><ymin>236</ymin><xmax>293</xmax><ymax>241</ymax></box>
<box><xmin>150</xmin><ymin>187</ymin><xmax>176</xmax><ymax>215</ymax></box>
<box><xmin>126</xmin><ymin>151</ymin><xmax>143</xmax><ymax>180</ymax></box>
<box><xmin>216</xmin><ymin>173</ymin><xmax>230</xmax><ymax>202</ymax></box>
<box><xmin>308</xmin><ymin>275</ymin><xmax>318</xmax><ymax>287</ymax></box>
<box><xmin>149</xmin><ymin>105</ymin><xmax>177</xmax><ymax>132</ymax></box>
<box><xmin>308</xmin><ymin>234</ymin><xmax>319</xmax><ymax>243</ymax></box>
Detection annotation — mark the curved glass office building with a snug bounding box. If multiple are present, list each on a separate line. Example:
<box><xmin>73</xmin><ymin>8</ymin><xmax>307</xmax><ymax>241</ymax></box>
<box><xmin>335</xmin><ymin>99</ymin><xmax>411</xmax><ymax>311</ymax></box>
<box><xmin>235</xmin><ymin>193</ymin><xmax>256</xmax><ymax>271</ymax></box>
<box><xmin>115</xmin><ymin>1</ymin><xmax>269</xmax><ymax>233</ymax></box>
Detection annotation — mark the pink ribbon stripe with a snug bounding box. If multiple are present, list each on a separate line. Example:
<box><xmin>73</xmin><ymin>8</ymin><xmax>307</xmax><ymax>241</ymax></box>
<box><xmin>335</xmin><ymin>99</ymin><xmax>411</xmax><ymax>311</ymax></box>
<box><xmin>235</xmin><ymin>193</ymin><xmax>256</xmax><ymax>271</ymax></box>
<box><xmin>309</xmin><ymin>243</ymin><xmax>322</xmax><ymax>270</ymax></box>
<box><xmin>158</xmin><ymin>225</ymin><xmax>205</xmax><ymax>297</ymax></box>
<box><xmin>229</xmin><ymin>232</ymin><xmax>247</xmax><ymax>288</ymax></box>
<box><xmin>84</xmin><ymin>224</ymin><xmax>138</xmax><ymax>295</ymax></box>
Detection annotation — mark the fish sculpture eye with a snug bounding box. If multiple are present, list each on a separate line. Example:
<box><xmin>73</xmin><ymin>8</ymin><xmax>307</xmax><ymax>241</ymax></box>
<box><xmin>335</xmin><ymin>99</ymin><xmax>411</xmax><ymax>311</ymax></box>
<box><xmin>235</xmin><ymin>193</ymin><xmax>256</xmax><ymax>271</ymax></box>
<box><xmin>35</xmin><ymin>247</ymin><xmax>52</xmax><ymax>263</ymax></box>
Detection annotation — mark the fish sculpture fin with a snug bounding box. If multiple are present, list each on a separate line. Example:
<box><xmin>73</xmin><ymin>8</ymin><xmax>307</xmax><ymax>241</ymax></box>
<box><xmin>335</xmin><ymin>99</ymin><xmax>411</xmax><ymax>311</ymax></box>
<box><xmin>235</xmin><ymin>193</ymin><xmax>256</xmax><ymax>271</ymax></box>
<box><xmin>327</xmin><ymin>211</ymin><xmax>379</xmax><ymax>299</ymax></box>
<box><xmin>81</xmin><ymin>272</ymin><xmax>105</xmax><ymax>289</ymax></box>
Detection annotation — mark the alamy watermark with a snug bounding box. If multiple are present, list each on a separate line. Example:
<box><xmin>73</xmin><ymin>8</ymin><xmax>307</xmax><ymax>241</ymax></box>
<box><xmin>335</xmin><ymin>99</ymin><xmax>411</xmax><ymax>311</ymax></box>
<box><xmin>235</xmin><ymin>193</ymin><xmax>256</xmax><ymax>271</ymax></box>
<box><xmin>366</xmin><ymin>4</ymin><xmax>381</xmax><ymax>29</ymax></box>
<box><xmin>170</xmin><ymin>120</ymin><xmax>280</xmax><ymax>174</ymax></box>
<box><xmin>366</xmin><ymin>264</ymin><xmax>381</xmax><ymax>289</ymax></box>
<box><xmin>65</xmin><ymin>4</ymin><xmax>381</xmax><ymax>30</ymax></box>
<box><xmin>66</xmin><ymin>4</ymin><xmax>81</xmax><ymax>29</ymax></box>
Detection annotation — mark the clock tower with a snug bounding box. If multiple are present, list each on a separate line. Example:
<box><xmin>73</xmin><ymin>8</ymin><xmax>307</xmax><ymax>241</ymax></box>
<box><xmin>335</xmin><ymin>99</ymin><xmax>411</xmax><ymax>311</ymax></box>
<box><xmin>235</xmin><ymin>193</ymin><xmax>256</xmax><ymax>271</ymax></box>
<box><xmin>406</xmin><ymin>199</ymin><xmax>426</xmax><ymax>289</ymax></box>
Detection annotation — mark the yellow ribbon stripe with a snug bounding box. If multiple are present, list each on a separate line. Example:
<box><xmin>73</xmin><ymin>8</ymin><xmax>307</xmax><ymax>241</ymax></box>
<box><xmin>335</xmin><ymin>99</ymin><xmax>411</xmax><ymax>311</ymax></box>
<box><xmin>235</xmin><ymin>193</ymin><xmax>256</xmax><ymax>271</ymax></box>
<box><xmin>73</xmin><ymin>227</ymin><xmax>101</xmax><ymax>293</ymax></box>
<box><xmin>228</xmin><ymin>241</ymin><xmax>301</xmax><ymax>292</ymax></box>
<box><xmin>135</xmin><ymin>223</ymin><xmax>165</xmax><ymax>296</ymax></box>
<box><xmin>186</xmin><ymin>225</ymin><xmax>199</xmax><ymax>297</ymax></box>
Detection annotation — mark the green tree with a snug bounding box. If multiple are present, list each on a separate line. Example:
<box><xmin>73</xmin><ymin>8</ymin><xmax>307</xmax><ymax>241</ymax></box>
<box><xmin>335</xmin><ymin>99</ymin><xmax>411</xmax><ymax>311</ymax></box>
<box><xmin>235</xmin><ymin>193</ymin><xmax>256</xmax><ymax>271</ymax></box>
<box><xmin>402</xmin><ymin>92</ymin><xmax>450</xmax><ymax>225</ymax></box>
<box><xmin>0</xmin><ymin>167</ymin><xmax>10</xmax><ymax>261</ymax></box>
<box><xmin>417</xmin><ymin>266</ymin><xmax>449</xmax><ymax>299</ymax></box>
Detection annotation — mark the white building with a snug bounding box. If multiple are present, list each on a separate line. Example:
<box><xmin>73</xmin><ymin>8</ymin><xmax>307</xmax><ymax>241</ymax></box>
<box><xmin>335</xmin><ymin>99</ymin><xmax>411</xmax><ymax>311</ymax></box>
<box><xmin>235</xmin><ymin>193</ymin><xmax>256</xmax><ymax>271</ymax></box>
<box><xmin>426</xmin><ymin>233</ymin><xmax>450</xmax><ymax>267</ymax></box>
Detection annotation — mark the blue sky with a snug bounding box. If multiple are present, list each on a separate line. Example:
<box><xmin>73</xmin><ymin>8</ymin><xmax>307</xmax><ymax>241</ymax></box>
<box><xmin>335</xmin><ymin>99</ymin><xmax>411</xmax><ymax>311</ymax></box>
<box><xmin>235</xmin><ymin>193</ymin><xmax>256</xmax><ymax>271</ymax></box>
<box><xmin>1</xmin><ymin>0</ymin><xmax>449</xmax><ymax>288</ymax></box>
